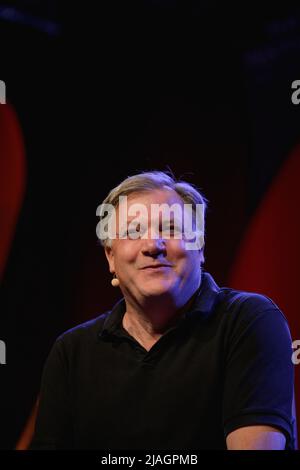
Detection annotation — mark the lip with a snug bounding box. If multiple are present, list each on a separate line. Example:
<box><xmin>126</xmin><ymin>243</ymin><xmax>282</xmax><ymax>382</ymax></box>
<box><xmin>141</xmin><ymin>264</ymin><xmax>172</xmax><ymax>270</ymax></box>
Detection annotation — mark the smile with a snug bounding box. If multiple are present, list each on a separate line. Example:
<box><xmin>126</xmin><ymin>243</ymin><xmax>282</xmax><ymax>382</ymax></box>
<box><xmin>141</xmin><ymin>264</ymin><xmax>172</xmax><ymax>270</ymax></box>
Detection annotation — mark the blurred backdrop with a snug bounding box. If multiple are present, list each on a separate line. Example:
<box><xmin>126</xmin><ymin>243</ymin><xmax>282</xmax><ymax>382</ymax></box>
<box><xmin>0</xmin><ymin>1</ymin><xmax>299</xmax><ymax>449</ymax></box>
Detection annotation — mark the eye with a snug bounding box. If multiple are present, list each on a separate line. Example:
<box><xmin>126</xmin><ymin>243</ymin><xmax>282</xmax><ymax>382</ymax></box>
<box><xmin>126</xmin><ymin>224</ymin><xmax>147</xmax><ymax>239</ymax></box>
<box><xmin>161</xmin><ymin>224</ymin><xmax>182</xmax><ymax>238</ymax></box>
<box><xmin>126</xmin><ymin>228</ymin><xmax>139</xmax><ymax>237</ymax></box>
<box><xmin>118</xmin><ymin>227</ymin><xmax>137</xmax><ymax>238</ymax></box>
<box><xmin>128</xmin><ymin>224</ymin><xmax>140</xmax><ymax>234</ymax></box>
<box><xmin>171</xmin><ymin>225</ymin><xmax>182</xmax><ymax>236</ymax></box>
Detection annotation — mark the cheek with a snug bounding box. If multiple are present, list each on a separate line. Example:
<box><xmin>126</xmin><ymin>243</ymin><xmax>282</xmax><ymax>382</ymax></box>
<box><xmin>168</xmin><ymin>240</ymin><xmax>200</xmax><ymax>269</ymax></box>
<box><xmin>167</xmin><ymin>239</ymin><xmax>189</xmax><ymax>258</ymax></box>
<box><xmin>113</xmin><ymin>241</ymin><xmax>139</xmax><ymax>269</ymax></box>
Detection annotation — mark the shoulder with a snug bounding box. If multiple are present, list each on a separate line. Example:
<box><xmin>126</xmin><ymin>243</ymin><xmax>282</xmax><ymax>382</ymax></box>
<box><xmin>219</xmin><ymin>287</ymin><xmax>288</xmax><ymax>322</ymax></box>
<box><xmin>220</xmin><ymin>286</ymin><xmax>278</xmax><ymax>309</ymax></box>
<box><xmin>54</xmin><ymin>312</ymin><xmax>110</xmax><ymax>350</ymax></box>
<box><xmin>200</xmin><ymin>272</ymin><xmax>288</xmax><ymax>327</ymax></box>
<box><xmin>40</xmin><ymin>312</ymin><xmax>111</xmax><ymax>378</ymax></box>
<box><xmin>215</xmin><ymin>287</ymin><xmax>292</xmax><ymax>349</ymax></box>
<box><xmin>215</xmin><ymin>286</ymin><xmax>292</xmax><ymax>345</ymax></box>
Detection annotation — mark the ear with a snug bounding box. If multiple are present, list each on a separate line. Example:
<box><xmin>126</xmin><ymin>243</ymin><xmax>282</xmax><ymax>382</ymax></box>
<box><xmin>104</xmin><ymin>245</ymin><xmax>115</xmax><ymax>274</ymax></box>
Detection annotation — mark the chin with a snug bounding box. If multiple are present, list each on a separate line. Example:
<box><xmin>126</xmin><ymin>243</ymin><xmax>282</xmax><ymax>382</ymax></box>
<box><xmin>139</xmin><ymin>280</ymin><xmax>174</xmax><ymax>298</ymax></box>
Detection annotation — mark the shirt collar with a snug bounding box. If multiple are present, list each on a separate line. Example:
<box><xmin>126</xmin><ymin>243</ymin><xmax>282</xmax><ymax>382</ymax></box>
<box><xmin>185</xmin><ymin>271</ymin><xmax>221</xmax><ymax>320</ymax></box>
<box><xmin>98</xmin><ymin>271</ymin><xmax>221</xmax><ymax>339</ymax></box>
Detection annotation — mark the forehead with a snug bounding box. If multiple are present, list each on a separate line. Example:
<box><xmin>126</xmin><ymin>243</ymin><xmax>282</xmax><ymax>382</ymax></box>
<box><xmin>119</xmin><ymin>187</ymin><xmax>184</xmax><ymax>209</ymax></box>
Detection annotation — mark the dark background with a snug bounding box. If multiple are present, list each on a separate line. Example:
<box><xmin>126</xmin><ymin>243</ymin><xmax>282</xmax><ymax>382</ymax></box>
<box><xmin>0</xmin><ymin>1</ymin><xmax>300</xmax><ymax>449</ymax></box>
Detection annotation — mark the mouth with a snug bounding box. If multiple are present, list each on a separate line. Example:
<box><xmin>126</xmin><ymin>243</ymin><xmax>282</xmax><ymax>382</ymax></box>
<box><xmin>141</xmin><ymin>264</ymin><xmax>172</xmax><ymax>270</ymax></box>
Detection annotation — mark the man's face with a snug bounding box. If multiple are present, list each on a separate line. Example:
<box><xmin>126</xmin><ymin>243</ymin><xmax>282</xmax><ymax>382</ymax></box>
<box><xmin>105</xmin><ymin>188</ymin><xmax>203</xmax><ymax>307</ymax></box>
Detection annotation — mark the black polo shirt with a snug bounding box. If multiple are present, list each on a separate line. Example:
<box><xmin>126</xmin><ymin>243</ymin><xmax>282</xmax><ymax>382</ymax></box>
<box><xmin>31</xmin><ymin>271</ymin><xmax>295</xmax><ymax>449</ymax></box>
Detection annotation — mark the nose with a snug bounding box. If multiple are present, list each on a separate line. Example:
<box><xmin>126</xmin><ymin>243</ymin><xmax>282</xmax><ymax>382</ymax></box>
<box><xmin>141</xmin><ymin>237</ymin><xmax>167</xmax><ymax>257</ymax></box>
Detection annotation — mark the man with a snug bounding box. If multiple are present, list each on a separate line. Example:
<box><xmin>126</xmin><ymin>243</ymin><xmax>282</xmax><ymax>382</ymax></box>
<box><xmin>31</xmin><ymin>171</ymin><xmax>295</xmax><ymax>449</ymax></box>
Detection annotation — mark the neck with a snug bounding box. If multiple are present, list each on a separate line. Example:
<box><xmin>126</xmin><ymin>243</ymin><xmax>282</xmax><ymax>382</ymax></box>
<box><xmin>122</xmin><ymin>283</ymin><xmax>201</xmax><ymax>345</ymax></box>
